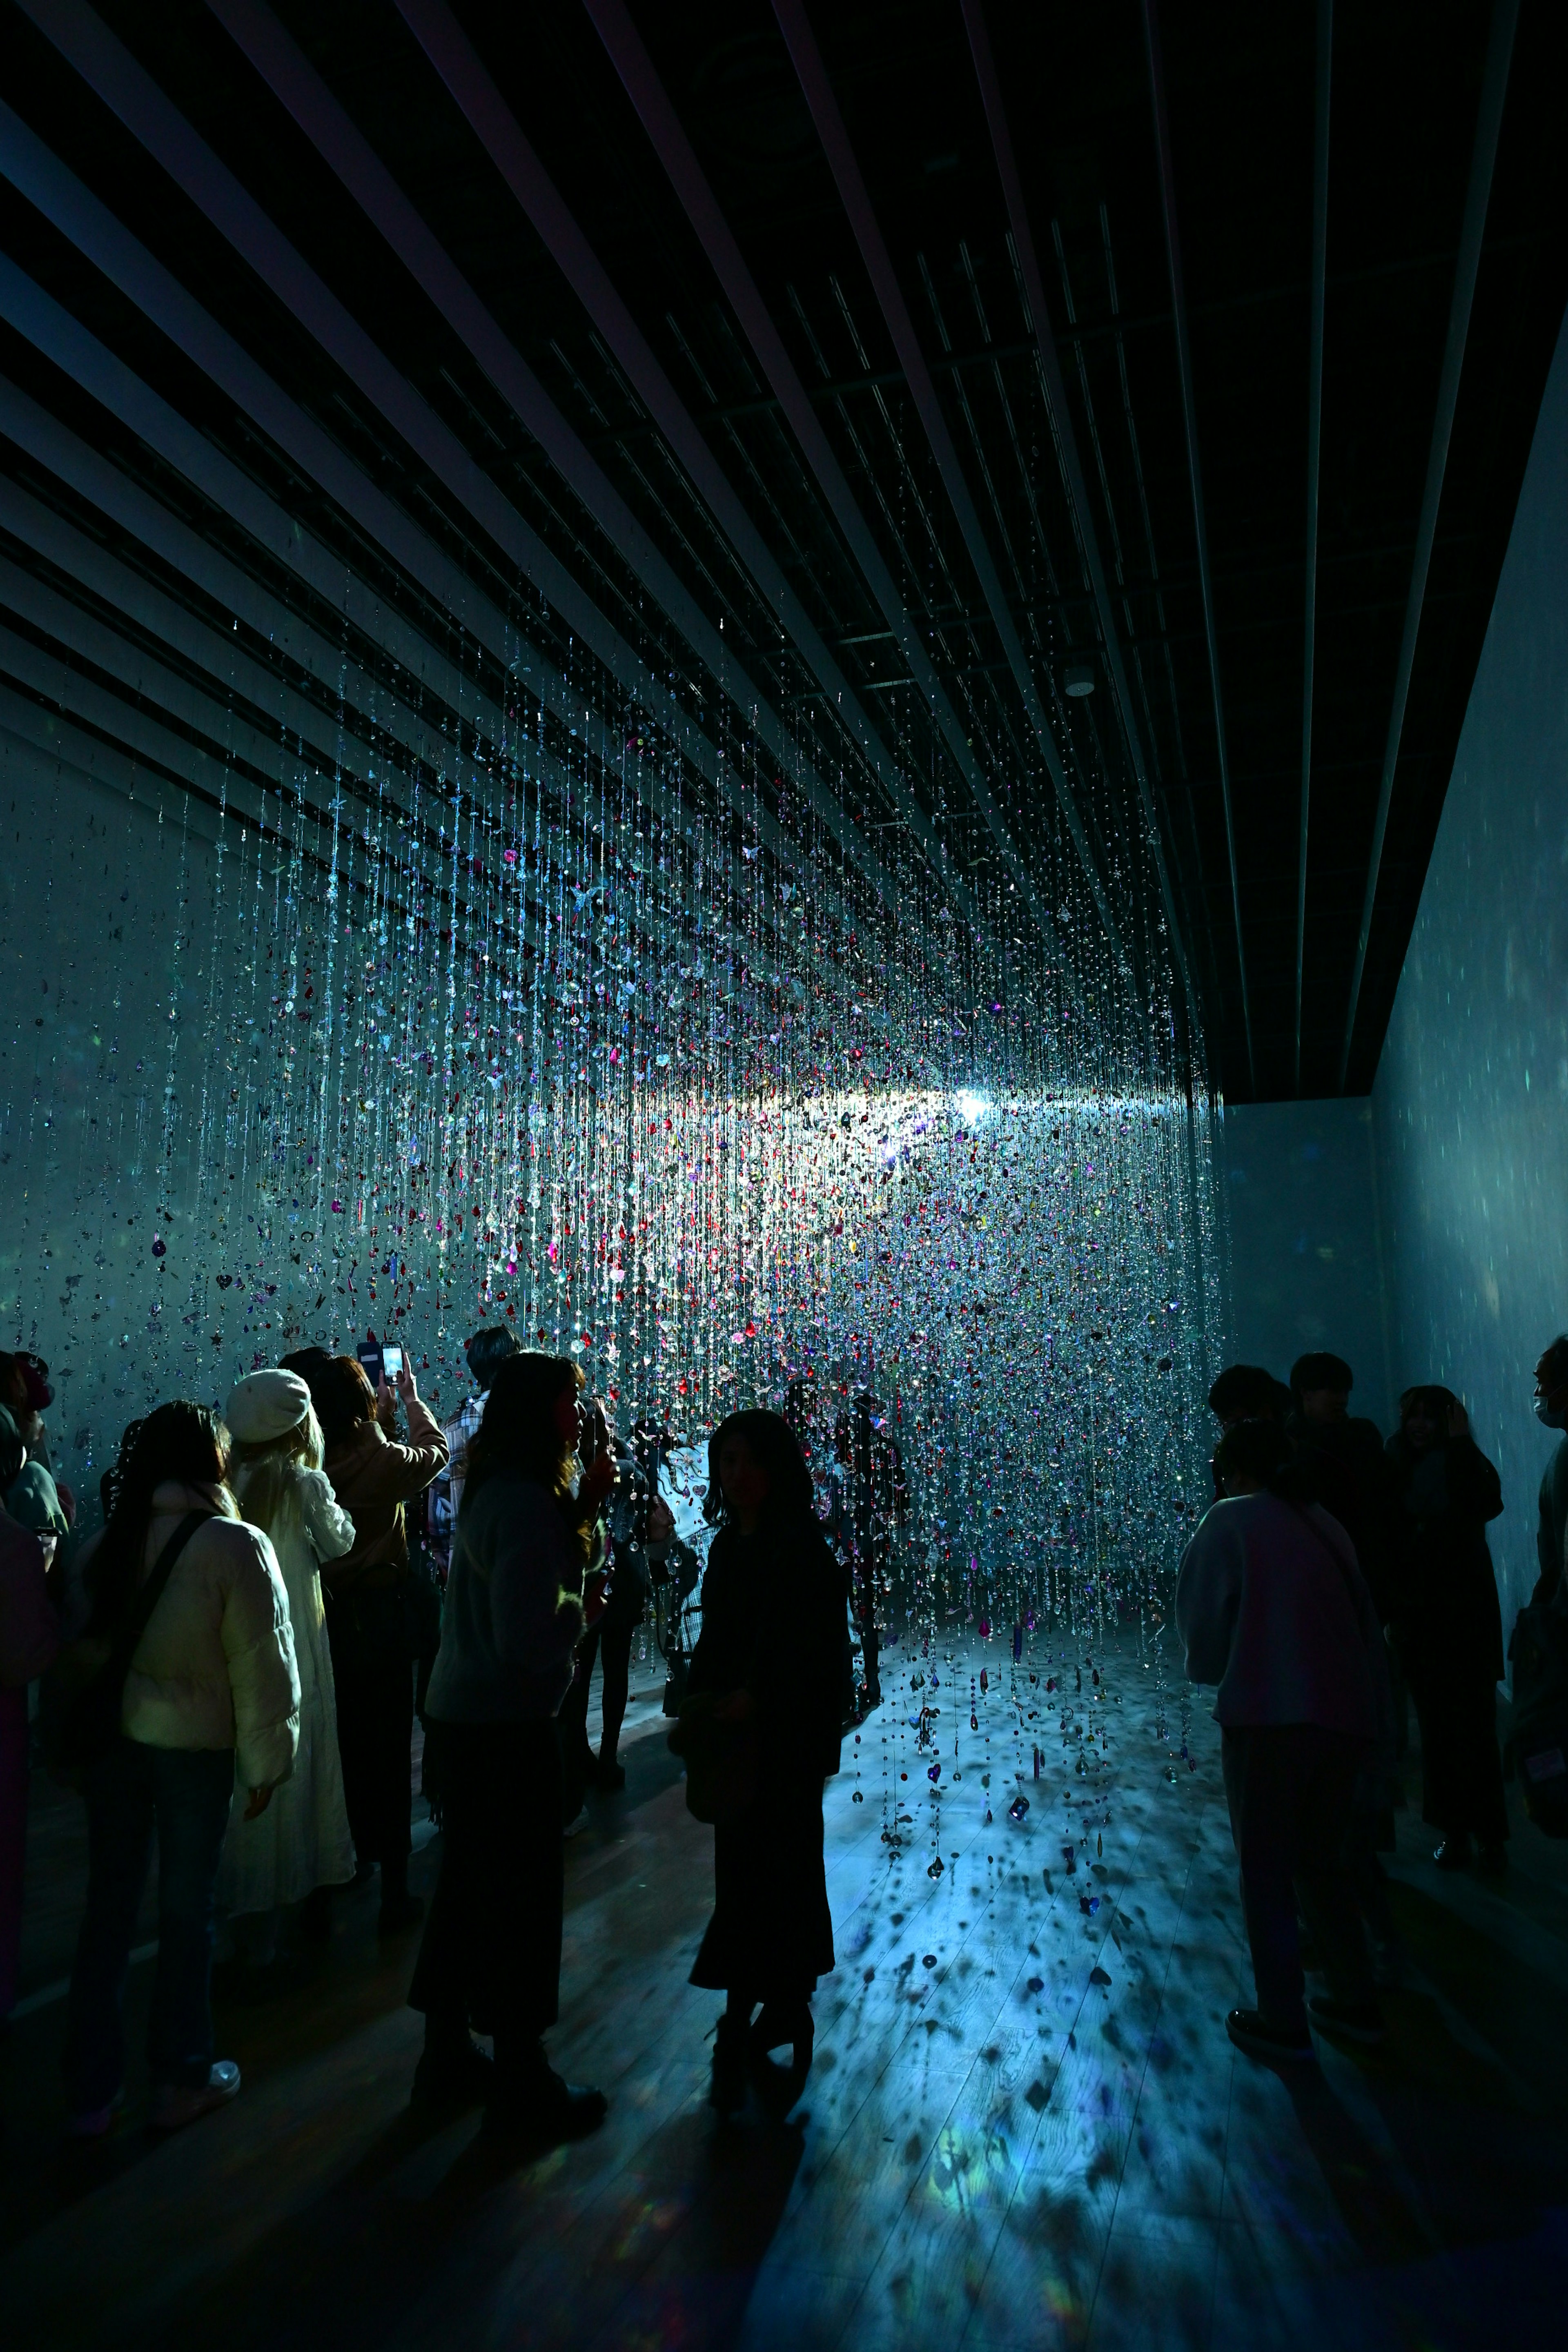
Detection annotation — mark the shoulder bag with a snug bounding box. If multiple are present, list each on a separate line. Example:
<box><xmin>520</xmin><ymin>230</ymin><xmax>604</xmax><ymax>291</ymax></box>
<box><xmin>42</xmin><ymin>1510</ymin><xmax>209</xmax><ymax>1782</ymax></box>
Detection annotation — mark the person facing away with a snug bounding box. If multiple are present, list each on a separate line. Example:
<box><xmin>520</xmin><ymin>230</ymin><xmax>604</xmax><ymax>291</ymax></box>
<box><xmin>1531</xmin><ymin>1332</ymin><xmax>1568</xmax><ymax>1607</ymax></box>
<box><xmin>1286</xmin><ymin>1353</ymin><xmax>1401</xmax><ymax>1623</ymax></box>
<box><xmin>439</xmin><ymin>1326</ymin><xmax>519</xmax><ymax>1542</ymax></box>
<box><xmin>1385</xmin><ymin>1385</ymin><xmax>1508</xmax><ymax>1871</ymax></box>
<box><xmin>300</xmin><ymin>1352</ymin><xmax>448</xmax><ymax>1935</ymax></box>
<box><xmin>408</xmin><ymin>1351</ymin><xmax>610</xmax><ymax>2140</ymax></box>
<box><xmin>64</xmin><ymin>1402</ymin><xmax>298</xmax><ymax>2137</ymax></box>
<box><xmin>687</xmin><ymin>1408</ymin><xmax>846</xmax><ymax>2114</ymax></box>
<box><xmin>216</xmin><ymin>1371</ymin><xmax>357</xmax><ymax>1968</ymax></box>
<box><xmin>1175</xmin><ymin>1415</ymin><xmax>1383</xmax><ymax>2064</ymax></box>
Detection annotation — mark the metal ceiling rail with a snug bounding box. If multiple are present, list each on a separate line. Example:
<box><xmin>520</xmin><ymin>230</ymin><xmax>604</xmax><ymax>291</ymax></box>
<box><xmin>1336</xmin><ymin>0</ymin><xmax>1520</xmax><ymax>1091</ymax></box>
<box><xmin>13</xmin><ymin>8</ymin><xmax>815</xmax><ymax>882</ymax></box>
<box><xmin>0</xmin><ymin>263</ymin><xmax>842</xmax><ymax>943</ymax></box>
<box><xmin>1140</xmin><ymin>0</ymin><xmax>1255</xmax><ymax>1096</ymax></box>
<box><xmin>201</xmin><ymin>0</ymin><xmax>896</xmax><ymax>911</ymax></box>
<box><xmin>958</xmin><ymin>0</ymin><xmax>1201</xmax><ymax>1049</ymax></box>
<box><xmin>1297</xmin><ymin>0</ymin><xmax>1332</xmax><ymax>1096</ymax></box>
<box><xmin>769</xmin><ymin>0</ymin><xmax>1131</xmax><ymax>978</ymax></box>
<box><xmin>582</xmin><ymin>0</ymin><xmax>1090</xmax><ymax>990</ymax></box>
<box><xmin>391</xmin><ymin>0</ymin><xmax>987</xmax><ymax>944</ymax></box>
<box><xmin>0</xmin><ymin>74</ymin><xmax>862</xmax><ymax>938</ymax></box>
<box><xmin>0</xmin><ymin>372</ymin><xmax>506</xmax><ymax>786</ymax></box>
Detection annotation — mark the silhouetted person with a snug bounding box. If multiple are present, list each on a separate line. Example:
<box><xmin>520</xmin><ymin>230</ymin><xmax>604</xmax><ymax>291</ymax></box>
<box><xmin>1176</xmin><ymin>1417</ymin><xmax>1383</xmax><ymax>2062</ymax></box>
<box><xmin>687</xmin><ymin>1410</ymin><xmax>844</xmax><ymax>2112</ymax></box>
<box><xmin>1286</xmin><ymin>1354</ymin><xmax>1399</xmax><ymax>1621</ymax></box>
<box><xmin>1387</xmin><ymin>1387</ymin><xmax>1508</xmax><ymax>1872</ymax></box>
<box><xmin>305</xmin><ymin>1355</ymin><xmax>447</xmax><ymax>1933</ymax></box>
<box><xmin>409</xmin><ymin>1353</ymin><xmax>609</xmax><ymax>2140</ymax></box>
<box><xmin>1531</xmin><ymin>1332</ymin><xmax>1568</xmax><ymax>1606</ymax></box>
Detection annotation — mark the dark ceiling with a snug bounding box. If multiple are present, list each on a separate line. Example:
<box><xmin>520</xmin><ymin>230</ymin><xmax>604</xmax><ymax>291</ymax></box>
<box><xmin>1</xmin><ymin>0</ymin><xmax>1564</xmax><ymax>1100</ymax></box>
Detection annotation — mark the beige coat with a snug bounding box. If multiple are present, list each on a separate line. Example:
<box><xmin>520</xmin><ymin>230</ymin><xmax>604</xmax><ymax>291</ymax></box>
<box><xmin>75</xmin><ymin>1480</ymin><xmax>300</xmax><ymax>1790</ymax></box>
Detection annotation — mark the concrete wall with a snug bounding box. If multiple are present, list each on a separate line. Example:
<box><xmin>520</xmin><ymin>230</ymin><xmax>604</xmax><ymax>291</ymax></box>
<box><xmin>1219</xmin><ymin>1096</ymin><xmax>1394</xmax><ymax>1430</ymax></box>
<box><xmin>1370</xmin><ymin>315</ymin><xmax>1568</xmax><ymax>1630</ymax></box>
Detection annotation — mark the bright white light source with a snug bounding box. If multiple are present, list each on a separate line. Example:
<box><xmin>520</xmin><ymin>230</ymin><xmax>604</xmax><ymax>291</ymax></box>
<box><xmin>956</xmin><ymin>1089</ymin><xmax>989</xmax><ymax>1126</ymax></box>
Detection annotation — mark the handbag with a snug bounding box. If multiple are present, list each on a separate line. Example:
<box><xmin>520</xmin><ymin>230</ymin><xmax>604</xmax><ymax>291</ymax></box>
<box><xmin>668</xmin><ymin>1688</ymin><xmax>758</xmax><ymax>1826</ymax></box>
<box><xmin>42</xmin><ymin>1510</ymin><xmax>209</xmax><ymax>1780</ymax></box>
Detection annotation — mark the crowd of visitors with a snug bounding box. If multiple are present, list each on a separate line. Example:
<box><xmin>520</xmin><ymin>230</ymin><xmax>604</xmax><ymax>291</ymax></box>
<box><xmin>1178</xmin><ymin>1337</ymin><xmax>1568</xmax><ymax>2063</ymax></box>
<box><xmin>1</xmin><ymin>1317</ymin><xmax>1564</xmax><ymax>2142</ymax></box>
<box><xmin>0</xmin><ymin>1330</ymin><xmax>848</xmax><ymax>2145</ymax></box>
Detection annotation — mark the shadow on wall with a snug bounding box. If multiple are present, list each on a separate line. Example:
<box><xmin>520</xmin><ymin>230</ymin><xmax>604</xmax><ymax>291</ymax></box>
<box><xmin>1221</xmin><ymin>1096</ymin><xmax>1393</xmax><ymax>1433</ymax></box>
<box><xmin>1372</xmin><ymin>311</ymin><xmax>1568</xmax><ymax>1636</ymax></box>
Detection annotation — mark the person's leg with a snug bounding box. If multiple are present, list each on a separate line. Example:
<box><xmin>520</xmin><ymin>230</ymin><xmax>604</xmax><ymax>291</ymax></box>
<box><xmin>0</xmin><ymin>1685</ymin><xmax>28</xmax><ymax>2022</ymax></box>
<box><xmin>64</xmin><ymin>1739</ymin><xmax>157</xmax><ymax>2118</ymax></box>
<box><xmin>597</xmin><ymin>1610</ymin><xmax>635</xmax><ymax>1774</ymax></box>
<box><xmin>1222</xmin><ymin>1725</ymin><xmax>1310</xmax><ymax>2033</ymax></box>
<box><xmin>488</xmin><ymin>1724</ymin><xmax>601</xmax><ymax>2135</ymax></box>
<box><xmin>363</xmin><ymin>1613</ymin><xmax>416</xmax><ymax>1919</ymax></box>
<box><xmin>1463</xmin><ymin>1673</ymin><xmax>1510</xmax><ymax>1858</ymax></box>
<box><xmin>147</xmin><ymin>1747</ymin><xmax>240</xmax><ymax>2091</ymax></box>
<box><xmin>408</xmin><ymin>1726</ymin><xmax>490</xmax><ymax>2101</ymax></box>
<box><xmin>1293</xmin><ymin>1731</ymin><xmax>1379</xmax><ymax>2016</ymax></box>
<box><xmin>327</xmin><ymin>1602</ymin><xmax>375</xmax><ymax>1870</ymax></box>
<box><xmin>560</xmin><ymin>1624</ymin><xmax>598</xmax><ymax>1760</ymax></box>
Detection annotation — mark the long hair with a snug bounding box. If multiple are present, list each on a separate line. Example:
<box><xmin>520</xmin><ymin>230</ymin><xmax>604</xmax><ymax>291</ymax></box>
<box><xmin>229</xmin><ymin>1407</ymin><xmax>325</xmax><ymax>1545</ymax></box>
<box><xmin>85</xmin><ymin>1401</ymin><xmax>230</xmax><ymax>1637</ymax></box>
<box><xmin>462</xmin><ymin>1353</ymin><xmax>590</xmax><ymax>1552</ymax></box>
<box><xmin>1213</xmin><ymin>1417</ymin><xmax>1320</xmax><ymax>1505</ymax></box>
<box><xmin>704</xmin><ymin>1409</ymin><xmax>816</xmax><ymax>1529</ymax></box>
<box><xmin>307</xmin><ymin>1355</ymin><xmax>376</xmax><ymax>1456</ymax></box>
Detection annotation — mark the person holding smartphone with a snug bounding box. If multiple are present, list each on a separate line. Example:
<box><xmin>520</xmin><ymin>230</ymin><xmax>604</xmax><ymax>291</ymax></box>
<box><xmin>298</xmin><ymin>1352</ymin><xmax>448</xmax><ymax>1934</ymax></box>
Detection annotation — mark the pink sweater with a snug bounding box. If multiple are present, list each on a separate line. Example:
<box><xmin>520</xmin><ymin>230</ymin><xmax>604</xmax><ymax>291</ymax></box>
<box><xmin>1174</xmin><ymin>1493</ymin><xmax>1378</xmax><ymax>1735</ymax></box>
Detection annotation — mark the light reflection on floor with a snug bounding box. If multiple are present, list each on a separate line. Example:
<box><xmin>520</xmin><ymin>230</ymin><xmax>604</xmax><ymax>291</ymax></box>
<box><xmin>4</xmin><ymin>1628</ymin><xmax>1568</xmax><ymax>2350</ymax></box>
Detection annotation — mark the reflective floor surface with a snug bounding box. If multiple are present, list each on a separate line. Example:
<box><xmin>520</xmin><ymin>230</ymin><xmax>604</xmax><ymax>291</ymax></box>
<box><xmin>3</xmin><ymin>1629</ymin><xmax>1567</xmax><ymax>2350</ymax></box>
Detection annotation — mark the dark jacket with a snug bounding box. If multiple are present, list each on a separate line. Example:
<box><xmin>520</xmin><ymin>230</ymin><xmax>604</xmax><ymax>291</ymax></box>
<box><xmin>688</xmin><ymin>1514</ymin><xmax>845</xmax><ymax>1780</ymax></box>
<box><xmin>1533</xmin><ymin>1434</ymin><xmax>1568</xmax><ymax>1608</ymax></box>
<box><xmin>423</xmin><ymin>1473</ymin><xmax>584</xmax><ymax>1724</ymax></box>
<box><xmin>1386</xmin><ymin>1431</ymin><xmax>1505</xmax><ymax>1677</ymax></box>
<box><xmin>1287</xmin><ymin>1411</ymin><xmax>1399</xmax><ymax>1619</ymax></box>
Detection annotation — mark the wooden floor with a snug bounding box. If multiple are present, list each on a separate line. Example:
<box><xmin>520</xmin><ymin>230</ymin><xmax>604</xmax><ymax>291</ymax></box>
<box><xmin>4</xmin><ymin>1629</ymin><xmax>1568</xmax><ymax>2351</ymax></box>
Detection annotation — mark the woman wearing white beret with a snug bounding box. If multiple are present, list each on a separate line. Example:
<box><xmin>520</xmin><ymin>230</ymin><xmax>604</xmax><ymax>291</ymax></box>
<box><xmin>217</xmin><ymin>1370</ymin><xmax>357</xmax><ymax>1962</ymax></box>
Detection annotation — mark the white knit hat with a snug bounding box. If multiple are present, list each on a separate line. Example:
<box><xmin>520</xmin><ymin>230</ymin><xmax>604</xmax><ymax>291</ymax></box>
<box><xmin>226</xmin><ymin>1368</ymin><xmax>312</xmax><ymax>1443</ymax></box>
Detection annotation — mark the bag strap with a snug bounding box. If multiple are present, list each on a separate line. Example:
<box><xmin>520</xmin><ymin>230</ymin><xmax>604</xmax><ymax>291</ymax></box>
<box><xmin>101</xmin><ymin>1509</ymin><xmax>210</xmax><ymax>1688</ymax></box>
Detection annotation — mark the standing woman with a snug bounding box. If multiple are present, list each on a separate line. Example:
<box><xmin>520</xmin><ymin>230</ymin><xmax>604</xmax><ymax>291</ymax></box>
<box><xmin>688</xmin><ymin>1409</ymin><xmax>846</xmax><ymax>2112</ymax></box>
<box><xmin>307</xmin><ymin>1356</ymin><xmax>448</xmax><ymax>1934</ymax></box>
<box><xmin>408</xmin><ymin>1353</ymin><xmax>609</xmax><ymax>2138</ymax></box>
<box><xmin>1387</xmin><ymin>1387</ymin><xmax>1508</xmax><ymax>1871</ymax></box>
<box><xmin>217</xmin><ymin>1371</ymin><xmax>357</xmax><ymax>1964</ymax></box>
<box><xmin>64</xmin><ymin>1403</ymin><xmax>298</xmax><ymax>2135</ymax></box>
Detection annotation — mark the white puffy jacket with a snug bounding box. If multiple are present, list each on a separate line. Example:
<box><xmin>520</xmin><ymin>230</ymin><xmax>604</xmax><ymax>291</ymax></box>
<box><xmin>75</xmin><ymin>1479</ymin><xmax>300</xmax><ymax>1790</ymax></box>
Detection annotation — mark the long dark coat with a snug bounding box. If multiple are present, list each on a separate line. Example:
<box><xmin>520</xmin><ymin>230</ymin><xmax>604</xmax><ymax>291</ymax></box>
<box><xmin>686</xmin><ymin>1513</ymin><xmax>846</xmax><ymax>2002</ymax></box>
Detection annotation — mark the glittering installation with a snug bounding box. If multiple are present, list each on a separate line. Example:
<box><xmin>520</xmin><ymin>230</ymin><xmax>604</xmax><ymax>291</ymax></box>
<box><xmin>5</xmin><ymin>566</ymin><xmax>1224</xmax><ymax>1707</ymax></box>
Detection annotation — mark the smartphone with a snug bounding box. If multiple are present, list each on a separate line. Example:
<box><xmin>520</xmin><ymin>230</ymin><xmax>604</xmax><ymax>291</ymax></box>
<box><xmin>357</xmin><ymin>1334</ymin><xmax>385</xmax><ymax>1388</ymax></box>
<box><xmin>381</xmin><ymin>1343</ymin><xmax>404</xmax><ymax>1382</ymax></box>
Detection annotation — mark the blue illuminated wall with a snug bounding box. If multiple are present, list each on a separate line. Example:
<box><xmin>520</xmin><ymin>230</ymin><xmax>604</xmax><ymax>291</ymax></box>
<box><xmin>1371</xmin><ymin>313</ymin><xmax>1568</xmax><ymax>1628</ymax></box>
<box><xmin>1220</xmin><ymin>1096</ymin><xmax>1394</xmax><ymax>1430</ymax></box>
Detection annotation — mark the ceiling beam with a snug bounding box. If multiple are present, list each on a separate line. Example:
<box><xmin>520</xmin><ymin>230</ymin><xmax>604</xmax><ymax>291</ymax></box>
<box><xmin>391</xmin><ymin>0</ymin><xmax>995</xmax><ymax>948</ymax></box>
<box><xmin>958</xmin><ymin>0</ymin><xmax>1202</xmax><ymax>1050</ymax></box>
<box><xmin>201</xmin><ymin>0</ymin><xmax>898</xmax><ymax>910</ymax></box>
<box><xmin>1297</xmin><ymin>0</ymin><xmax>1332</xmax><ymax>1096</ymax></box>
<box><xmin>1336</xmin><ymin>0</ymin><xmax>1520</xmax><ymax>1091</ymax></box>
<box><xmin>767</xmin><ymin>0</ymin><xmax>1131</xmax><ymax>979</ymax></box>
<box><xmin>581</xmin><ymin>0</ymin><xmax>1073</xmax><ymax>973</ymax></box>
<box><xmin>1140</xmin><ymin>0</ymin><xmax>1254</xmax><ymax>1095</ymax></box>
<box><xmin>4</xmin><ymin>18</ymin><xmax>868</xmax><ymax>922</ymax></box>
